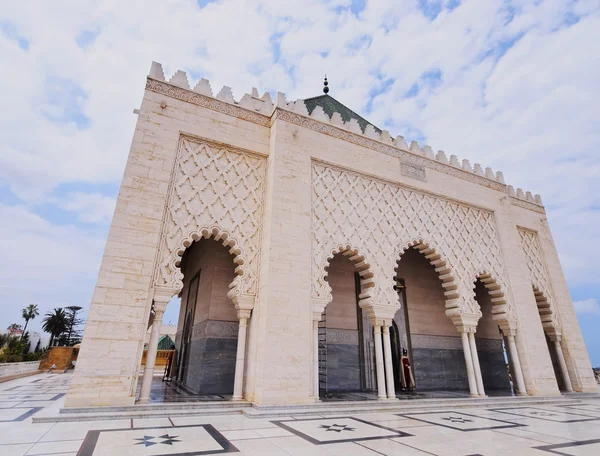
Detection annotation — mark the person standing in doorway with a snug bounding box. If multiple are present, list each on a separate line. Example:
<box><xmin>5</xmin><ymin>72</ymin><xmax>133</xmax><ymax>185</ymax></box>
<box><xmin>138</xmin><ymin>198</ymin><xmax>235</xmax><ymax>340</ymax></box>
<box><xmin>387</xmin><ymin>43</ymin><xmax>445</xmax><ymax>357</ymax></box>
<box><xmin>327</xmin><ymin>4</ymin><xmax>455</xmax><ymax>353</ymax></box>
<box><xmin>400</xmin><ymin>348</ymin><xmax>415</xmax><ymax>392</ymax></box>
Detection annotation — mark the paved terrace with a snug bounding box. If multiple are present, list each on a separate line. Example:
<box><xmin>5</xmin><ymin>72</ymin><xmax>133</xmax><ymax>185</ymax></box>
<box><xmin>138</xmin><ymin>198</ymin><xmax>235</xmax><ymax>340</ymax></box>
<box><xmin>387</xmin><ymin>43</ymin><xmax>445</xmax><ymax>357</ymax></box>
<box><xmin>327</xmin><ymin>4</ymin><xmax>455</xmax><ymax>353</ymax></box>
<box><xmin>2</xmin><ymin>373</ymin><xmax>600</xmax><ymax>455</ymax></box>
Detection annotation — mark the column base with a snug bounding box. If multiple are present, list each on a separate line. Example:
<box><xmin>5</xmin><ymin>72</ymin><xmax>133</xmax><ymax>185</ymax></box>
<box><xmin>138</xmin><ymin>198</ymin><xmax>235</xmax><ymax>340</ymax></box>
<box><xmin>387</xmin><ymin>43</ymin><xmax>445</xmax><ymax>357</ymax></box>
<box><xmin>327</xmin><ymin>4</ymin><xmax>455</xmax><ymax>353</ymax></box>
<box><xmin>469</xmin><ymin>393</ymin><xmax>480</xmax><ymax>398</ymax></box>
<box><xmin>137</xmin><ymin>398</ymin><xmax>150</xmax><ymax>404</ymax></box>
<box><xmin>377</xmin><ymin>396</ymin><xmax>388</xmax><ymax>400</ymax></box>
<box><xmin>516</xmin><ymin>392</ymin><xmax>529</xmax><ymax>397</ymax></box>
<box><xmin>231</xmin><ymin>396</ymin><xmax>244</xmax><ymax>401</ymax></box>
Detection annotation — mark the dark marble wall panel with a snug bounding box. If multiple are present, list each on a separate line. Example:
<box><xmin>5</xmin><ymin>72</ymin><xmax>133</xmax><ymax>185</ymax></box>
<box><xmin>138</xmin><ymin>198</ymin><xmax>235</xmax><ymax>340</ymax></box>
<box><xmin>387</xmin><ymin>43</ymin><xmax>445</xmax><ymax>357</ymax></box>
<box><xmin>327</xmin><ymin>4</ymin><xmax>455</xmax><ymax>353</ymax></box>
<box><xmin>183</xmin><ymin>337</ymin><xmax>237</xmax><ymax>394</ymax></box>
<box><xmin>411</xmin><ymin>347</ymin><xmax>470</xmax><ymax>391</ymax></box>
<box><xmin>326</xmin><ymin>343</ymin><xmax>361</xmax><ymax>391</ymax></box>
<box><xmin>476</xmin><ymin>339</ymin><xmax>511</xmax><ymax>391</ymax></box>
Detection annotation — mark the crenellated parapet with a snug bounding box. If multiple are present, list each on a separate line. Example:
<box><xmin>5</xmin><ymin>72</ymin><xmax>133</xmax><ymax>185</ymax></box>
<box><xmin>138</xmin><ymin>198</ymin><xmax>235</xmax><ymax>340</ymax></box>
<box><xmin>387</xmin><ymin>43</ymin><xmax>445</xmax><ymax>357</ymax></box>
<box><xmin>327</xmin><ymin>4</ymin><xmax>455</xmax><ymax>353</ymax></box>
<box><xmin>145</xmin><ymin>61</ymin><xmax>544</xmax><ymax>213</ymax></box>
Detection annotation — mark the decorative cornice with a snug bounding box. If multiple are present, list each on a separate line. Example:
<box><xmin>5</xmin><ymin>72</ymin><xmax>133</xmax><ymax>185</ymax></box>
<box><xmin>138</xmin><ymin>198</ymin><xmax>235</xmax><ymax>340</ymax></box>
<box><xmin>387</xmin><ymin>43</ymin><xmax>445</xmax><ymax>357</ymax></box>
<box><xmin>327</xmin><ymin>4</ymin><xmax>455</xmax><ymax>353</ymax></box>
<box><xmin>144</xmin><ymin>76</ymin><xmax>546</xmax><ymax>215</ymax></box>
<box><xmin>510</xmin><ymin>196</ymin><xmax>546</xmax><ymax>214</ymax></box>
<box><xmin>275</xmin><ymin>109</ymin><xmax>506</xmax><ymax>192</ymax></box>
<box><xmin>145</xmin><ymin>77</ymin><xmax>271</xmax><ymax>127</ymax></box>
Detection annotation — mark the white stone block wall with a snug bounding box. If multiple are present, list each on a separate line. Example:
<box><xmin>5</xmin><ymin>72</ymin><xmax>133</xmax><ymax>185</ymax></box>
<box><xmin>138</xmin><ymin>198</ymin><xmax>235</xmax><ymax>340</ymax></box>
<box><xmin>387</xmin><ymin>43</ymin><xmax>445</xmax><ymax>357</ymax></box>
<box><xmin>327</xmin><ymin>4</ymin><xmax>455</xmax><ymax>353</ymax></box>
<box><xmin>66</xmin><ymin>65</ymin><xmax>597</xmax><ymax>407</ymax></box>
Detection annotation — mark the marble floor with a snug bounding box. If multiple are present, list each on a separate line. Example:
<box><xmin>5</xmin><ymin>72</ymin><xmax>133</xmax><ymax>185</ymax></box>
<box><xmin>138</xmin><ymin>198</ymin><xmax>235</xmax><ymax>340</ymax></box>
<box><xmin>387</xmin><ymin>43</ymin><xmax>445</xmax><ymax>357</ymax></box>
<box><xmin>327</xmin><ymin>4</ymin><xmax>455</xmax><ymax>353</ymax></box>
<box><xmin>1</xmin><ymin>374</ymin><xmax>600</xmax><ymax>455</ymax></box>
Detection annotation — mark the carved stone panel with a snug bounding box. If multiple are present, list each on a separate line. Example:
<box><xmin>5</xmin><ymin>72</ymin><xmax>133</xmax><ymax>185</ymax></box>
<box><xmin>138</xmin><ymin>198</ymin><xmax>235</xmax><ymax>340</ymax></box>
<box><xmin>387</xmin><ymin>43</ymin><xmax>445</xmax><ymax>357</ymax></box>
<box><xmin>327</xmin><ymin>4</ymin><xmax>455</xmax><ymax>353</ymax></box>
<box><xmin>154</xmin><ymin>137</ymin><xmax>267</xmax><ymax>296</ymax></box>
<box><xmin>311</xmin><ymin>161</ymin><xmax>513</xmax><ymax>318</ymax></box>
<box><xmin>518</xmin><ymin>228</ymin><xmax>559</xmax><ymax>327</ymax></box>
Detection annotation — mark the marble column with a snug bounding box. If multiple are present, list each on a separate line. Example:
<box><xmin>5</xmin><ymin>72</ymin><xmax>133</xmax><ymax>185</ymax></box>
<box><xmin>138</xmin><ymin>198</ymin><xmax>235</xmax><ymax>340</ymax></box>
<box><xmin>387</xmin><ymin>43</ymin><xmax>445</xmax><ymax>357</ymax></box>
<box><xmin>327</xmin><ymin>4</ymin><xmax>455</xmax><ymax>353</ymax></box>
<box><xmin>506</xmin><ymin>334</ymin><xmax>527</xmax><ymax>396</ymax></box>
<box><xmin>460</xmin><ymin>330</ymin><xmax>479</xmax><ymax>397</ymax></box>
<box><xmin>232</xmin><ymin>309</ymin><xmax>251</xmax><ymax>400</ymax></box>
<box><xmin>313</xmin><ymin>317</ymin><xmax>320</xmax><ymax>400</ymax></box>
<box><xmin>139</xmin><ymin>294</ymin><xmax>170</xmax><ymax>404</ymax></box>
<box><xmin>382</xmin><ymin>324</ymin><xmax>396</xmax><ymax>399</ymax></box>
<box><xmin>468</xmin><ymin>331</ymin><xmax>486</xmax><ymax>396</ymax></box>
<box><xmin>373</xmin><ymin>324</ymin><xmax>387</xmax><ymax>399</ymax></box>
<box><xmin>553</xmin><ymin>338</ymin><xmax>574</xmax><ymax>392</ymax></box>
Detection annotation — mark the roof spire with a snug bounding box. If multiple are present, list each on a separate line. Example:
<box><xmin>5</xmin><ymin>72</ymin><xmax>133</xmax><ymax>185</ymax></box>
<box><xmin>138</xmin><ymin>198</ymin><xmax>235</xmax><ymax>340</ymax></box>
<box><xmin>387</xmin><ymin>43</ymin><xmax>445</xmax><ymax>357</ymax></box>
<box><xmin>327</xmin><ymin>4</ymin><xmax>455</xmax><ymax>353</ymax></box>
<box><xmin>323</xmin><ymin>75</ymin><xmax>329</xmax><ymax>94</ymax></box>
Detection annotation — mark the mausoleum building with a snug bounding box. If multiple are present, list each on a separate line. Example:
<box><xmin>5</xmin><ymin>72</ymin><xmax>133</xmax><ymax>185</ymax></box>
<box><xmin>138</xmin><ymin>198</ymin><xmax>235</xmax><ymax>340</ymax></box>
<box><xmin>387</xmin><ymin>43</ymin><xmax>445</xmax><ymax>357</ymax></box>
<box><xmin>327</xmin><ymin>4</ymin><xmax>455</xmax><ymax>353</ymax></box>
<box><xmin>66</xmin><ymin>62</ymin><xmax>598</xmax><ymax>407</ymax></box>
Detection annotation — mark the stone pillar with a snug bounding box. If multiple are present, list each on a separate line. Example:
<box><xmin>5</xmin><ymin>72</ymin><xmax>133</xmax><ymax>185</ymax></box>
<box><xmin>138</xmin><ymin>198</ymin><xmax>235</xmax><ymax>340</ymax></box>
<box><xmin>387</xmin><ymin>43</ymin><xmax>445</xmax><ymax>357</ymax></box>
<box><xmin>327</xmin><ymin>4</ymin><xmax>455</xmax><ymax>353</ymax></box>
<box><xmin>506</xmin><ymin>334</ymin><xmax>527</xmax><ymax>396</ymax></box>
<box><xmin>382</xmin><ymin>324</ymin><xmax>396</xmax><ymax>399</ymax></box>
<box><xmin>468</xmin><ymin>331</ymin><xmax>486</xmax><ymax>396</ymax></box>
<box><xmin>231</xmin><ymin>295</ymin><xmax>255</xmax><ymax>401</ymax></box>
<box><xmin>552</xmin><ymin>337</ymin><xmax>574</xmax><ymax>393</ymax></box>
<box><xmin>138</xmin><ymin>291</ymin><xmax>171</xmax><ymax>404</ymax></box>
<box><xmin>460</xmin><ymin>330</ymin><xmax>479</xmax><ymax>397</ymax></box>
<box><xmin>232</xmin><ymin>309</ymin><xmax>251</xmax><ymax>401</ymax></box>
<box><xmin>313</xmin><ymin>318</ymin><xmax>319</xmax><ymax>399</ymax></box>
<box><xmin>373</xmin><ymin>324</ymin><xmax>387</xmax><ymax>399</ymax></box>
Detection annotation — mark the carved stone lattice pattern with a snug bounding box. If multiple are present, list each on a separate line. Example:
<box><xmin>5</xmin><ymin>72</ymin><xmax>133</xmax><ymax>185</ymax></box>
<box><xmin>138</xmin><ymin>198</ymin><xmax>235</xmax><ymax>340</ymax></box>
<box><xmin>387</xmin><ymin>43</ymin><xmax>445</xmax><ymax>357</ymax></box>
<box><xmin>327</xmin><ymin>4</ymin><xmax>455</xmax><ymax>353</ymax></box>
<box><xmin>154</xmin><ymin>137</ymin><xmax>266</xmax><ymax>296</ymax></box>
<box><xmin>518</xmin><ymin>228</ymin><xmax>559</xmax><ymax>329</ymax></box>
<box><xmin>312</xmin><ymin>162</ymin><xmax>513</xmax><ymax>318</ymax></box>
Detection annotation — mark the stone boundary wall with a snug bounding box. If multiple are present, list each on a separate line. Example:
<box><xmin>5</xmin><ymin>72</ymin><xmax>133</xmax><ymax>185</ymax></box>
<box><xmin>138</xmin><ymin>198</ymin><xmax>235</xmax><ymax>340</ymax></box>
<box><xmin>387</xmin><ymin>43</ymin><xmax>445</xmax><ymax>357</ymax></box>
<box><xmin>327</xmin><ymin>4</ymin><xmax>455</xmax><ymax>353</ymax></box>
<box><xmin>0</xmin><ymin>361</ymin><xmax>41</xmax><ymax>378</ymax></box>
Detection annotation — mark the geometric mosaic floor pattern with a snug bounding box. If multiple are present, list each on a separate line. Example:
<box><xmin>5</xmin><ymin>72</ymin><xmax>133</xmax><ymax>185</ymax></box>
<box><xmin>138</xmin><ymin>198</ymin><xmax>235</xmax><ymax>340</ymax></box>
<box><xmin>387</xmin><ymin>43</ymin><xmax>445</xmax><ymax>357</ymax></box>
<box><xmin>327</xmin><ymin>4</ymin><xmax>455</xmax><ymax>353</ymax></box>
<box><xmin>2</xmin><ymin>374</ymin><xmax>600</xmax><ymax>455</ymax></box>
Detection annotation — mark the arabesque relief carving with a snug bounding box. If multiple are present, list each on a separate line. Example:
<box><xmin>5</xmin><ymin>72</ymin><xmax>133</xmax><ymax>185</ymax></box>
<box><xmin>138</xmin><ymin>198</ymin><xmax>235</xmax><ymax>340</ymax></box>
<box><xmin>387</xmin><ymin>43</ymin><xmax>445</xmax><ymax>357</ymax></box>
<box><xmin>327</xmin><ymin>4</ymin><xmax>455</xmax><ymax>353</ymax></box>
<box><xmin>312</xmin><ymin>161</ymin><xmax>514</xmax><ymax>320</ymax></box>
<box><xmin>153</xmin><ymin>137</ymin><xmax>266</xmax><ymax>297</ymax></box>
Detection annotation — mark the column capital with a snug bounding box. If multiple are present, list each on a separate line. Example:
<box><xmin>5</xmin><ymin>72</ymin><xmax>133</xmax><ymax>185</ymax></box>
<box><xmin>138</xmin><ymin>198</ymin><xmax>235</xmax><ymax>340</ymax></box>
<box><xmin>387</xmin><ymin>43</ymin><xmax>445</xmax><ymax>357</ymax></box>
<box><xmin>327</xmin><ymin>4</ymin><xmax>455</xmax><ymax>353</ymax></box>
<box><xmin>368</xmin><ymin>317</ymin><xmax>393</xmax><ymax>328</ymax></box>
<box><xmin>312</xmin><ymin>298</ymin><xmax>329</xmax><ymax>321</ymax></box>
<box><xmin>499</xmin><ymin>319</ymin><xmax>519</xmax><ymax>337</ymax></box>
<box><xmin>232</xmin><ymin>293</ymin><xmax>256</xmax><ymax>312</ymax></box>
<box><xmin>153</xmin><ymin>286</ymin><xmax>176</xmax><ymax>308</ymax></box>
<box><xmin>549</xmin><ymin>333</ymin><xmax>562</xmax><ymax>342</ymax></box>
<box><xmin>451</xmin><ymin>313</ymin><xmax>480</xmax><ymax>333</ymax></box>
<box><xmin>237</xmin><ymin>308</ymin><xmax>252</xmax><ymax>321</ymax></box>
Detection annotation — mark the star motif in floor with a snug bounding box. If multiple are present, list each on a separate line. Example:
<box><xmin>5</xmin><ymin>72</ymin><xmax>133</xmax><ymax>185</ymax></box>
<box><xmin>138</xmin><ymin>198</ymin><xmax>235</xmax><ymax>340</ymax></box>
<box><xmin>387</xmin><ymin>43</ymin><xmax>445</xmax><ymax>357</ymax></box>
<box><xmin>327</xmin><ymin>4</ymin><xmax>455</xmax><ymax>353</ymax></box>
<box><xmin>442</xmin><ymin>416</ymin><xmax>473</xmax><ymax>423</ymax></box>
<box><xmin>319</xmin><ymin>424</ymin><xmax>356</xmax><ymax>433</ymax></box>
<box><xmin>133</xmin><ymin>434</ymin><xmax>181</xmax><ymax>447</ymax></box>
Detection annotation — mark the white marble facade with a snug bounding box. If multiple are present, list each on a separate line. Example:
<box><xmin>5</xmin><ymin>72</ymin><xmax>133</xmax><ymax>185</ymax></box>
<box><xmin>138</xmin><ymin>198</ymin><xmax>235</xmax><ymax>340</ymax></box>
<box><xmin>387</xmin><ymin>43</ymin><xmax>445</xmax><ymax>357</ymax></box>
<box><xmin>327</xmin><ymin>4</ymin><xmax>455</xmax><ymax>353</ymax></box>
<box><xmin>66</xmin><ymin>62</ymin><xmax>597</xmax><ymax>407</ymax></box>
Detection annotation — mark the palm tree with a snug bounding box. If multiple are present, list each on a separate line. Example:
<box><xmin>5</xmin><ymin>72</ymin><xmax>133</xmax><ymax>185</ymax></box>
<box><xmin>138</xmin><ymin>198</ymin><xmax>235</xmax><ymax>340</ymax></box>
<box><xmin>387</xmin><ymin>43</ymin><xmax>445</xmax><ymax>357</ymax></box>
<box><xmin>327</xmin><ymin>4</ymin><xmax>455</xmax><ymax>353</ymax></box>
<box><xmin>42</xmin><ymin>308</ymin><xmax>67</xmax><ymax>347</ymax></box>
<box><xmin>21</xmin><ymin>304</ymin><xmax>39</xmax><ymax>340</ymax></box>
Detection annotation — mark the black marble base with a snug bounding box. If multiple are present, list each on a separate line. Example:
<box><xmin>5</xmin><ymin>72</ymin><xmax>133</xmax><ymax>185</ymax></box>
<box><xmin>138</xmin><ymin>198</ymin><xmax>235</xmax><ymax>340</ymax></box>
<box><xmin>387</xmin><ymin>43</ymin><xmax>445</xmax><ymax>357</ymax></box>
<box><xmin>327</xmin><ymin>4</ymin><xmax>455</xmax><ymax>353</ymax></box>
<box><xmin>183</xmin><ymin>338</ymin><xmax>237</xmax><ymax>395</ymax></box>
<box><xmin>325</xmin><ymin>343</ymin><xmax>361</xmax><ymax>392</ymax></box>
<box><xmin>412</xmin><ymin>347</ymin><xmax>470</xmax><ymax>391</ymax></box>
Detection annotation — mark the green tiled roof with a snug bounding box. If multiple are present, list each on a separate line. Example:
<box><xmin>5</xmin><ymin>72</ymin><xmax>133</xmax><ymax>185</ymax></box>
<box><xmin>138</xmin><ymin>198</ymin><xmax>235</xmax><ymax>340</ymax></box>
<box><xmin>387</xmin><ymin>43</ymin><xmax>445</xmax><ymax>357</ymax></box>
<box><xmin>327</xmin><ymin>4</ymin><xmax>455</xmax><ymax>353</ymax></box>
<box><xmin>303</xmin><ymin>94</ymin><xmax>381</xmax><ymax>134</ymax></box>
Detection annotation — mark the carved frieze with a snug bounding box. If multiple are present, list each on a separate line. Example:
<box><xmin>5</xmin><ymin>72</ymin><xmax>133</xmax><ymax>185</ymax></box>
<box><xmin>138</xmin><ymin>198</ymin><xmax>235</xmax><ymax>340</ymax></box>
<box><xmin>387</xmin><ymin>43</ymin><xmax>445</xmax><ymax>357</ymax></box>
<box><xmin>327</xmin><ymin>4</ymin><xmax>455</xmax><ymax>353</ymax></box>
<box><xmin>400</xmin><ymin>162</ymin><xmax>427</xmax><ymax>182</ymax></box>
<box><xmin>146</xmin><ymin>78</ymin><xmax>271</xmax><ymax>127</ymax></box>
<box><xmin>312</xmin><ymin>161</ymin><xmax>514</xmax><ymax>318</ymax></box>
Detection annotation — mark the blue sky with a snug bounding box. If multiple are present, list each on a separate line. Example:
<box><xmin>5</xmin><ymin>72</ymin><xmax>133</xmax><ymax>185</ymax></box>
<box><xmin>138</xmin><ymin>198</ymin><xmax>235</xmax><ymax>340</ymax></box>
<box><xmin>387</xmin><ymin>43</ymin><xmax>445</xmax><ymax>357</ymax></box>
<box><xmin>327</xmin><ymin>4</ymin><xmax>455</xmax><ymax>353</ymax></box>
<box><xmin>1</xmin><ymin>0</ymin><xmax>599</xmax><ymax>366</ymax></box>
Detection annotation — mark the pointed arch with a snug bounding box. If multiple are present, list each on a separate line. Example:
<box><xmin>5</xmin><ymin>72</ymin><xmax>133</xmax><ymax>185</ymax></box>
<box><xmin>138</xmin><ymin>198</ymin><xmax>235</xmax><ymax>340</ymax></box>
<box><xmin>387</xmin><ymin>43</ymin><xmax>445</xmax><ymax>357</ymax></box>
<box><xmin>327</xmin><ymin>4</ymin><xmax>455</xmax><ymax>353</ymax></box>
<box><xmin>394</xmin><ymin>238</ymin><xmax>460</xmax><ymax>312</ymax></box>
<box><xmin>532</xmin><ymin>285</ymin><xmax>559</xmax><ymax>336</ymax></box>
<box><xmin>473</xmin><ymin>269</ymin><xmax>509</xmax><ymax>323</ymax></box>
<box><xmin>170</xmin><ymin>225</ymin><xmax>248</xmax><ymax>299</ymax></box>
<box><xmin>319</xmin><ymin>243</ymin><xmax>376</xmax><ymax>309</ymax></box>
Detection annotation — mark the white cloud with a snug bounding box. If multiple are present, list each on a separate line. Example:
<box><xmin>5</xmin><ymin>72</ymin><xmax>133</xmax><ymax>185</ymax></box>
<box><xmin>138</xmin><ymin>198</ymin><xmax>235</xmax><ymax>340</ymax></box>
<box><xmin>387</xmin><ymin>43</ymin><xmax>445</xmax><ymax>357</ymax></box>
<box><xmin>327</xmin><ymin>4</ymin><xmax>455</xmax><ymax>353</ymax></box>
<box><xmin>55</xmin><ymin>192</ymin><xmax>116</xmax><ymax>224</ymax></box>
<box><xmin>573</xmin><ymin>298</ymin><xmax>600</xmax><ymax>316</ymax></box>
<box><xmin>0</xmin><ymin>204</ymin><xmax>106</xmax><ymax>332</ymax></box>
<box><xmin>0</xmin><ymin>0</ymin><xmax>599</xmax><ymax>333</ymax></box>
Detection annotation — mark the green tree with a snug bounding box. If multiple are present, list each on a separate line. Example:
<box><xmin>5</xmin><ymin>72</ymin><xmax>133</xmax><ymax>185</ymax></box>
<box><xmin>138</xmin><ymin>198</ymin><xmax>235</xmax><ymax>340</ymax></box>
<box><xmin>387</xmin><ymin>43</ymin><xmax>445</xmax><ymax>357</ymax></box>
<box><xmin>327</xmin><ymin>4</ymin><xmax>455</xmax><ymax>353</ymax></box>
<box><xmin>42</xmin><ymin>308</ymin><xmax>67</xmax><ymax>347</ymax></box>
<box><xmin>63</xmin><ymin>306</ymin><xmax>84</xmax><ymax>346</ymax></box>
<box><xmin>0</xmin><ymin>333</ymin><xmax>9</xmax><ymax>348</ymax></box>
<box><xmin>21</xmin><ymin>304</ymin><xmax>39</xmax><ymax>341</ymax></box>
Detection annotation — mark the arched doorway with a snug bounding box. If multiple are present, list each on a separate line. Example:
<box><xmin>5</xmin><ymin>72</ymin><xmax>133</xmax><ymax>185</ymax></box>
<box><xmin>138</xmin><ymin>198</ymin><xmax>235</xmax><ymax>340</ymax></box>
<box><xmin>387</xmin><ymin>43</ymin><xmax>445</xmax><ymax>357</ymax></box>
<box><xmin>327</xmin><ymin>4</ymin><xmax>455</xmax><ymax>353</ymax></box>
<box><xmin>169</xmin><ymin>237</ymin><xmax>239</xmax><ymax>397</ymax></box>
<box><xmin>472</xmin><ymin>279</ymin><xmax>511</xmax><ymax>394</ymax></box>
<box><xmin>532</xmin><ymin>286</ymin><xmax>573</xmax><ymax>392</ymax></box>
<box><xmin>319</xmin><ymin>253</ymin><xmax>376</xmax><ymax>400</ymax></box>
<box><xmin>392</xmin><ymin>247</ymin><xmax>470</xmax><ymax>394</ymax></box>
